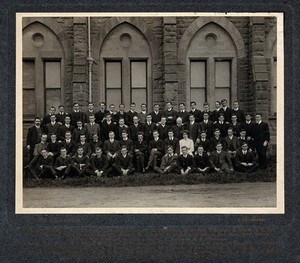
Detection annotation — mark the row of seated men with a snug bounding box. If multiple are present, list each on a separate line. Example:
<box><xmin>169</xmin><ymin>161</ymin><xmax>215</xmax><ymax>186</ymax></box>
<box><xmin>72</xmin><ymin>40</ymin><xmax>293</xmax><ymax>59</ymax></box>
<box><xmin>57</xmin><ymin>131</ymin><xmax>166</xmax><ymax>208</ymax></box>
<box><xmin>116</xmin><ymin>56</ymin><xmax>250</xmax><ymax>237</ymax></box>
<box><xmin>25</xmin><ymin>127</ymin><xmax>261</xmax><ymax>180</ymax></box>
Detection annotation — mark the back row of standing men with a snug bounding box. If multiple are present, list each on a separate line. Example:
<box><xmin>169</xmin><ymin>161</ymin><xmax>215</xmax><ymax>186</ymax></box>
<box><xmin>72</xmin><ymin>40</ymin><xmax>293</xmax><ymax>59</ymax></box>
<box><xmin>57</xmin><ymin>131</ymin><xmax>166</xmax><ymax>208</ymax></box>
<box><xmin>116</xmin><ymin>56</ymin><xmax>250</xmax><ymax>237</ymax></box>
<box><xmin>26</xmin><ymin>99</ymin><xmax>270</xmax><ymax>174</ymax></box>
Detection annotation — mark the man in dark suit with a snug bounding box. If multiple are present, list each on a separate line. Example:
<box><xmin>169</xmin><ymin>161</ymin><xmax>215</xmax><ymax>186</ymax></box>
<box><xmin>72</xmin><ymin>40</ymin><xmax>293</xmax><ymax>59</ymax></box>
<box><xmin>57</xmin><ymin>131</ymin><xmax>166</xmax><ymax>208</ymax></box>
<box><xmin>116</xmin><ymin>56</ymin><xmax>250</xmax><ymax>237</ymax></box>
<box><xmin>150</xmin><ymin>104</ymin><xmax>163</xmax><ymax>125</ymax></box>
<box><xmin>201</xmin><ymin>102</ymin><xmax>213</xmax><ymax>121</ymax></box>
<box><xmin>85</xmin><ymin>102</ymin><xmax>97</xmax><ymax>124</ymax></box>
<box><xmin>127</xmin><ymin>103</ymin><xmax>139</xmax><ymax>126</ymax></box>
<box><xmin>57</xmin><ymin>116</ymin><xmax>74</xmax><ymax>142</ymax></box>
<box><xmin>112</xmin><ymin>146</ymin><xmax>135</xmax><ymax>176</ymax></box>
<box><xmin>103</xmin><ymin>131</ymin><xmax>121</xmax><ymax>163</ymax></box>
<box><xmin>129</xmin><ymin>115</ymin><xmax>144</xmax><ymax>142</ymax></box>
<box><xmin>172</xmin><ymin>117</ymin><xmax>185</xmax><ymax>140</ymax></box>
<box><xmin>108</xmin><ymin>104</ymin><xmax>118</xmax><ymax>124</ymax></box>
<box><xmin>164</xmin><ymin>129</ymin><xmax>179</xmax><ymax>154</ymax></box>
<box><xmin>86</xmin><ymin>115</ymin><xmax>101</xmax><ymax>142</ymax></box>
<box><xmin>89</xmin><ymin>134</ymin><xmax>103</xmax><ymax>155</ymax></box>
<box><xmin>60</xmin><ymin>131</ymin><xmax>77</xmax><ymax>157</ymax></box>
<box><xmin>254</xmin><ymin>113</ymin><xmax>270</xmax><ymax>169</ymax></box>
<box><xmin>177</xmin><ymin>103</ymin><xmax>190</xmax><ymax>126</ymax></box>
<box><xmin>145</xmin><ymin>130</ymin><xmax>165</xmax><ymax>171</ymax></box>
<box><xmin>90</xmin><ymin>147</ymin><xmax>109</xmax><ymax>177</ymax></box>
<box><xmin>211</xmin><ymin>101</ymin><xmax>223</xmax><ymax>123</ymax></box>
<box><xmin>134</xmin><ymin>132</ymin><xmax>148</xmax><ymax>173</ymax></box>
<box><xmin>210</xmin><ymin>128</ymin><xmax>226</xmax><ymax>150</ymax></box>
<box><xmin>101</xmin><ymin>113</ymin><xmax>118</xmax><ymax>142</ymax></box>
<box><xmin>143</xmin><ymin>114</ymin><xmax>156</xmax><ymax>142</ymax></box>
<box><xmin>224</xmin><ymin>128</ymin><xmax>239</xmax><ymax>167</ymax></box>
<box><xmin>47</xmin><ymin>133</ymin><xmax>61</xmax><ymax>162</ymax></box>
<box><xmin>69</xmin><ymin>102</ymin><xmax>87</xmax><ymax>127</ymax></box>
<box><xmin>72</xmin><ymin>146</ymin><xmax>91</xmax><ymax>177</ymax></box>
<box><xmin>199</xmin><ymin>112</ymin><xmax>214</xmax><ymax>139</ymax></box>
<box><xmin>54</xmin><ymin>147</ymin><xmax>73</xmax><ymax>179</ymax></box>
<box><xmin>189</xmin><ymin>101</ymin><xmax>202</xmax><ymax>123</ymax></box>
<box><xmin>176</xmin><ymin>146</ymin><xmax>194</xmax><ymax>175</ymax></box>
<box><xmin>235</xmin><ymin>142</ymin><xmax>259</xmax><ymax>173</ymax></box>
<box><xmin>156</xmin><ymin>117</ymin><xmax>169</xmax><ymax>141</ymax></box>
<box><xmin>163</xmin><ymin>101</ymin><xmax>178</xmax><ymax>126</ymax></box>
<box><xmin>26</xmin><ymin>117</ymin><xmax>43</xmax><ymax>161</ymax></box>
<box><xmin>45</xmin><ymin>114</ymin><xmax>61</xmax><ymax>140</ymax></box>
<box><xmin>55</xmin><ymin>105</ymin><xmax>68</xmax><ymax>125</ymax></box>
<box><xmin>186</xmin><ymin>115</ymin><xmax>200</xmax><ymax>145</ymax></box>
<box><xmin>194</xmin><ymin>145</ymin><xmax>211</xmax><ymax>175</ymax></box>
<box><xmin>115</xmin><ymin>117</ymin><xmax>129</xmax><ymax>141</ymax></box>
<box><xmin>41</xmin><ymin>106</ymin><xmax>56</xmax><ymax>129</ymax></box>
<box><xmin>195</xmin><ymin>131</ymin><xmax>212</xmax><ymax>155</ymax></box>
<box><xmin>241</xmin><ymin>113</ymin><xmax>256</xmax><ymax>149</ymax></box>
<box><xmin>95</xmin><ymin>102</ymin><xmax>108</xmax><ymax>125</ymax></box>
<box><xmin>214</xmin><ymin>113</ymin><xmax>230</xmax><ymax>138</ymax></box>
<box><xmin>119</xmin><ymin>130</ymin><xmax>134</xmax><ymax>156</ymax></box>
<box><xmin>210</xmin><ymin>142</ymin><xmax>234</xmax><ymax>174</ymax></box>
<box><xmin>72</xmin><ymin>120</ymin><xmax>89</xmax><ymax>143</ymax></box>
<box><xmin>77</xmin><ymin>134</ymin><xmax>92</xmax><ymax>157</ymax></box>
<box><xmin>221</xmin><ymin>99</ymin><xmax>232</xmax><ymax>123</ymax></box>
<box><xmin>154</xmin><ymin>145</ymin><xmax>178</xmax><ymax>174</ymax></box>
<box><xmin>116</xmin><ymin>104</ymin><xmax>128</xmax><ymax>125</ymax></box>
<box><xmin>138</xmin><ymin>103</ymin><xmax>148</xmax><ymax>124</ymax></box>
<box><xmin>231</xmin><ymin>101</ymin><xmax>245</xmax><ymax>123</ymax></box>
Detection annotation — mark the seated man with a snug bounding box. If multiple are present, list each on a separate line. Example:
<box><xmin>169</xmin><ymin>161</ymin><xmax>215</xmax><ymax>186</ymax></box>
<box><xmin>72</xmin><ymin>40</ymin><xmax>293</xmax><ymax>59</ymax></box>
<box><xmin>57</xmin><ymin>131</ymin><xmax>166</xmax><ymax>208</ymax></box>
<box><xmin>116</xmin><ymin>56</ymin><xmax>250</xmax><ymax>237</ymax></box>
<box><xmin>72</xmin><ymin>146</ymin><xmax>91</xmax><ymax>177</ymax></box>
<box><xmin>89</xmin><ymin>134</ymin><xmax>103</xmax><ymax>155</ymax></box>
<box><xmin>194</xmin><ymin>145</ymin><xmax>211</xmax><ymax>175</ymax></box>
<box><xmin>47</xmin><ymin>133</ymin><xmax>60</xmax><ymax>162</ymax></box>
<box><xmin>112</xmin><ymin>146</ymin><xmax>135</xmax><ymax>176</ymax></box>
<box><xmin>90</xmin><ymin>147</ymin><xmax>109</xmax><ymax>177</ymax></box>
<box><xmin>28</xmin><ymin>149</ymin><xmax>57</xmax><ymax>180</ymax></box>
<box><xmin>57</xmin><ymin>116</ymin><xmax>74</xmax><ymax>142</ymax></box>
<box><xmin>60</xmin><ymin>131</ymin><xmax>77</xmax><ymax>157</ymax></box>
<box><xmin>224</xmin><ymin>127</ymin><xmax>239</xmax><ymax>164</ymax></box>
<box><xmin>133</xmin><ymin>131</ymin><xmax>148</xmax><ymax>173</ymax></box>
<box><xmin>54</xmin><ymin>147</ymin><xmax>73</xmax><ymax>179</ymax></box>
<box><xmin>235</xmin><ymin>142</ymin><xmax>259</xmax><ymax>173</ymax></box>
<box><xmin>195</xmin><ymin>131</ymin><xmax>212</xmax><ymax>155</ymax></box>
<box><xmin>72</xmin><ymin>120</ymin><xmax>88</xmax><ymax>143</ymax></box>
<box><xmin>176</xmin><ymin>146</ymin><xmax>194</xmax><ymax>175</ymax></box>
<box><xmin>86</xmin><ymin>115</ymin><xmax>101</xmax><ymax>142</ymax></box>
<box><xmin>210</xmin><ymin>142</ymin><xmax>234</xmax><ymax>174</ymax></box>
<box><xmin>154</xmin><ymin>145</ymin><xmax>177</xmax><ymax>174</ymax></box>
<box><xmin>103</xmin><ymin>131</ymin><xmax>121</xmax><ymax>163</ymax></box>
<box><xmin>119</xmin><ymin>130</ymin><xmax>134</xmax><ymax>156</ymax></box>
<box><xmin>77</xmin><ymin>134</ymin><xmax>92</xmax><ymax>157</ymax></box>
<box><xmin>145</xmin><ymin>130</ymin><xmax>165</xmax><ymax>171</ymax></box>
<box><xmin>179</xmin><ymin>130</ymin><xmax>194</xmax><ymax>155</ymax></box>
<box><xmin>164</xmin><ymin>129</ymin><xmax>179</xmax><ymax>154</ymax></box>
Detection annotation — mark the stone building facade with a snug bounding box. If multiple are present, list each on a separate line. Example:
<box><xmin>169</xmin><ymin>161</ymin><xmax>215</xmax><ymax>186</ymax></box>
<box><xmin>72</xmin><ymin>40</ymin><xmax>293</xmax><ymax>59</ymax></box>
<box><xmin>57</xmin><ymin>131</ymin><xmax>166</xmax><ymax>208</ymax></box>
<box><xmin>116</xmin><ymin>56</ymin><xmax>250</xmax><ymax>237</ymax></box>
<box><xmin>22</xmin><ymin>16</ymin><xmax>277</xmax><ymax>149</ymax></box>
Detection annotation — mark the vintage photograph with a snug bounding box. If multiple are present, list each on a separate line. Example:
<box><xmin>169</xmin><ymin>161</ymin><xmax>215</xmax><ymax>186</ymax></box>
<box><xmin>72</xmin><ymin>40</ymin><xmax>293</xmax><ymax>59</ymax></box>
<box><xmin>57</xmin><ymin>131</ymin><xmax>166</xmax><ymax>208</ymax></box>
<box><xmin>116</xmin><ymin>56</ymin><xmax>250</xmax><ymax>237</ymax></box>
<box><xmin>16</xmin><ymin>13</ymin><xmax>284</xmax><ymax>213</ymax></box>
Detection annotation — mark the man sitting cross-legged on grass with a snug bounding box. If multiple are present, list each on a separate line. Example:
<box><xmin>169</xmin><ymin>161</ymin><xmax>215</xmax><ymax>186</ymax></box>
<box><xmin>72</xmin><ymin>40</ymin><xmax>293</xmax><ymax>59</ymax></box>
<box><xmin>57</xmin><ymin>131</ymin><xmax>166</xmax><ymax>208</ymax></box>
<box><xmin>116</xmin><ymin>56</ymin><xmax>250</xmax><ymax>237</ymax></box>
<box><xmin>111</xmin><ymin>146</ymin><xmax>135</xmax><ymax>177</ymax></box>
<box><xmin>54</xmin><ymin>147</ymin><xmax>73</xmax><ymax>179</ymax></box>
<box><xmin>72</xmin><ymin>146</ymin><xmax>91</xmax><ymax>177</ymax></box>
<box><xmin>176</xmin><ymin>146</ymin><xmax>195</xmax><ymax>176</ymax></box>
<box><xmin>235</xmin><ymin>142</ymin><xmax>259</xmax><ymax>173</ymax></box>
<box><xmin>154</xmin><ymin>145</ymin><xmax>178</xmax><ymax>174</ymax></box>
<box><xmin>90</xmin><ymin>147</ymin><xmax>109</xmax><ymax>177</ymax></box>
<box><xmin>28</xmin><ymin>149</ymin><xmax>57</xmax><ymax>180</ymax></box>
<box><xmin>194</xmin><ymin>145</ymin><xmax>211</xmax><ymax>175</ymax></box>
<box><xmin>210</xmin><ymin>142</ymin><xmax>234</xmax><ymax>174</ymax></box>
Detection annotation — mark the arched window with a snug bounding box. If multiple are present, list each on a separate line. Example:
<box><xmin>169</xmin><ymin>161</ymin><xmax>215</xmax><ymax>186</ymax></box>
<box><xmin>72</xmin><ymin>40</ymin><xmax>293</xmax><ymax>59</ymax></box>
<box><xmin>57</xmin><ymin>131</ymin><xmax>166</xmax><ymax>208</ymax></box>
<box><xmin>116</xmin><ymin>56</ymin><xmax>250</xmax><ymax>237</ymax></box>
<box><xmin>22</xmin><ymin>21</ymin><xmax>64</xmax><ymax>118</ymax></box>
<box><xmin>99</xmin><ymin>22</ymin><xmax>152</xmax><ymax>108</ymax></box>
<box><xmin>187</xmin><ymin>22</ymin><xmax>237</xmax><ymax>108</ymax></box>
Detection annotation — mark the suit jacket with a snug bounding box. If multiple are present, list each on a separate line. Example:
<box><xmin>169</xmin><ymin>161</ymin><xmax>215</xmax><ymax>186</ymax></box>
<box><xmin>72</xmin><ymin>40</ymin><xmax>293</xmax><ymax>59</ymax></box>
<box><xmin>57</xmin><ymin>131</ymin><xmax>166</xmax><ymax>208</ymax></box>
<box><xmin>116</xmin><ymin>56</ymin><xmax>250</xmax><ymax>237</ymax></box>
<box><xmin>101</xmin><ymin>121</ymin><xmax>117</xmax><ymax>142</ymax></box>
<box><xmin>138</xmin><ymin>111</ymin><xmax>147</xmax><ymax>124</ymax></box>
<box><xmin>60</xmin><ymin>140</ymin><xmax>77</xmax><ymax>157</ymax></box>
<box><xmin>119</xmin><ymin>139</ymin><xmax>134</xmax><ymax>155</ymax></box>
<box><xmin>143</xmin><ymin>122</ymin><xmax>156</xmax><ymax>142</ymax></box>
<box><xmin>86</xmin><ymin>123</ymin><xmax>101</xmax><ymax>141</ymax></box>
<box><xmin>254</xmin><ymin>122</ymin><xmax>270</xmax><ymax>148</ymax></box>
<box><xmin>77</xmin><ymin>142</ymin><xmax>92</xmax><ymax>157</ymax></box>
<box><xmin>222</xmin><ymin>107</ymin><xmax>232</xmax><ymax>123</ymax></box>
<box><xmin>164</xmin><ymin>137</ymin><xmax>179</xmax><ymax>154</ymax></box>
<box><xmin>47</xmin><ymin>141</ymin><xmax>61</xmax><ymax>158</ymax></box>
<box><xmin>211</xmin><ymin>109</ymin><xmax>224</xmax><ymax>122</ymax></box>
<box><xmin>129</xmin><ymin>124</ymin><xmax>144</xmax><ymax>142</ymax></box>
<box><xmin>241</xmin><ymin>121</ymin><xmax>256</xmax><ymax>139</ymax></box>
<box><xmin>150</xmin><ymin>111</ymin><xmax>163</xmax><ymax>124</ymax></box>
<box><xmin>186</xmin><ymin>122</ymin><xmax>200</xmax><ymax>143</ymax></box>
<box><xmin>72</xmin><ymin>154</ymin><xmax>90</xmax><ymax>167</ymax></box>
<box><xmin>72</xmin><ymin>127</ymin><xmax>89</xmax><ymax>143</ymax></box>
<box><xmin>156</xmin><ymin>124</ymin><xmax>169</xmax><ymax>140</ymax></box>
<box><xmin>114</xmin><ymin>154</ymin><xmax>133</xmax><ymax>169</ymax></box>
<box><xmin>172</xmin><ymin>124</ymin><xmax>185</xmax><ymax>140</ymax></box>
<box><xmin>194</xmin><ymin>152</ymin><xmax>210</xmax><ymax>169</ymax></box>
<box><xmin>209</xmin><ymin>150</ymin><xmax>233</xmax><ymax>169</ymax></box>
<box><xmin>231</xmin><ymin>109</ymin><xmax>245</xmax><ymax>123</ymax></box>
<box><xmin>189</xmin><ymin>109</ymin><xmax>202</xmax><ymax>123</ymax></box>
<box><xmin>33</xmin><ymin>142</ymin><xmax>48</xmax><ymax>156</ymax></box>
<box><xmin>230</xmin><ymin>122</ymin><xmax>241</xmax><ymax>137</ymax></box>
<box><xmin>89</xmin><ymin>140</ymin><xmax>103</xmax><ymax>154</ymax></box>
<box><xmin>163</xmin><ymin>109</ymin><xmax>177</xmax><ymax>126</ymax></box>
<box><xmin>214</xmin><ymin>121</ymin><xmax>230</xmax><ymax>137</ymax></box>
<box><xmin>196</xmin><ymin>139</ymin><xmax>212</xmax><ymax>153</ymax></box>
<box><xmin>224</xmin><ymin>136</ymin><xmax>239</xmax><ymax>151</ymax></box>
<box><xmin>235</xmin><ymin>150</ymin><xmax>256</xmax><ymax>165</ymax></box>
<box><xmin>160</xmin><ymin>154</ymin><xmax>177</xmax><ymax>170</ymax></box>
<box><xmin>95</xmin><ymin>110</ymin><xmax>109</xmax><ymax>125</ymax></box>
<box><xmin>57</xmin><ymin>125</ymin><xmax>75</xmax><ymax>141</ymax></box>
<box><xmin>149</xmin><ymin>138</ymin><xmax>165</xmax><ymax>152</ymax></box>
<box><xmin>177</xmin><ymin>111</ymin><xmax>190</xmax><ymax>125</ymax></box>
<box><xmin>115</xmin><ymin>111</ymin><xmax>128</xmax><ymax>124</ymax></box>
<box><xmin>26</xmin><ymin>125</ymin><xmax>42</xmax><ymax>146</ymax></box>
<box><xmin>45</xmin><ymin>122</ymin><xmax>61</xmax><ymax>136</ymax></box>
<box><xmin>126</xmin><ymin>111</ymin><xmax>139</xmax><ymax>126</ymax></box>
<box><xmin>177</xmin><ymin>154</ymin><xmax>194</xmax><ymax>170</ymax></box>
<box><xmin>90</xmin><ymin>154</ymin><xmax>108</xmax><ymax>171</ymax></box>
<box><xmin>37</xmin><ymin>155</ymin><xmax>53</xmax><ymax>168</ymax></box>
<box><xmin>55</xmin><ymin>112</ymin><xmax>68</xmax><ymax>125</ymax></box>
<box><xmin>134</xmin><ymin>140</ymin><xmax>148</xmax><ymax>154</ymax></box>
<box><xmin>103</xmin><ymin>139</ymin><xmax>121</xmax><ymax>155</ymax></box>
<box><xmin>115</xmin><ymin>125</ymin><xmax>129</xmax><ymax>141</ymax></box>
<box><xmin>210</xmin><ymin>136</ymin><xmax>226</xmax><ymax>151</ymax></box>
<box><xmin>54</xmin><ymin>155</ymin><xmax>73</xmax><ymax>168</ymax></box>
<box><xmin>199</xmin><ymin>120</ymin><xmax>214</xmax><ymax>139</ymax></box>
<box><xmin>69</xmin><ymin>111</ymin><xmax>87</xmax><ymax>126</ymax></box>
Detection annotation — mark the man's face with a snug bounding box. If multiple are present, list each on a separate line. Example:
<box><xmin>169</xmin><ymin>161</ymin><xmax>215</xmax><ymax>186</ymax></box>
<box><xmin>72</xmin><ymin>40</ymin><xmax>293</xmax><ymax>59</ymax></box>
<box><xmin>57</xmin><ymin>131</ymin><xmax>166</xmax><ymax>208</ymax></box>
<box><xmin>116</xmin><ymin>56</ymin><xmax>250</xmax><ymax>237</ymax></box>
<box><xmin>89</xmin><ymin>116</ymin><xmax>95</xmax><ymax>123</ymax></box>
<box><xmin>153</xmin><ymin>132</ymin><xmax>159</xmax><ymax>139</ymax></box>
<box><xmin>65</xmin><ymin>117</ymin><xmax>70</xmax><ymax>124</ymax></box>
<box><xmin>176</xmin><ymin>118</ymin><xmax>182</xmax><ymax>125</ymax></box>
<box><xmin>218</xmin><ymin>116</ymin><xmax>224</xmax><ymax>122</ymax></box>
<box><xmin>61</xmin><ymin>149</ymin><xmax>67</xmax><ymax>157</ymax></box>
<box><xmin>203</xmin><ymin>104</ymin><xmax>209</xmax><ymax>111</ymax></box>
<box><xmin>77</xmin><ymin>121</ymin><xmax>82</xmax><ymax>128</ymax></box>
<box><xmin>109</xmin><ymin>105</ymin><xmax>115</xmax><ymax>112</ymax></box>
<box><xmin>161</xmin><ymin>117</ymin><xmax>166</xmax><ymax>125</ymax></box>
<box><xmin>240</xmin><ymin>131</ymin><xmax>246</xmax><ymax>137</ymax></box>
<box><xmin>255</xmin><ymin>115</ymin><xmax>262</xmax><ymax>123</ymax></box>
<box><xmin>119</xmin><ymin>119</ymin><xmax>124</xmax><ymax>126</ymax></box>
<box><xmin>74</xmin><ymin>104</ymin><xmax>79</xmax><ymax>111</ymax></box>
<box><xmin>121</xmin><ymin>148</ymin><xmax>127</xmax><ymax>155</ymax></box>
<box><xmin>179</xmin><ymin>104</ymin><xmax>185</xmax><ymax>111</ymax></box>
<box><xmin>51</xmin><ymin>135</ymin><xmax>57</xmax><ymax>142</ymax></box>
<box><xmin>216</xmin><ymin>144</ymin><xmax>222</xmax><ymax>151</ymax></box>
<box><xmin>80</xmin><ymin>135</ymin><xmax>86</xmax><ymax>143</ymax></box>
<box><xmin>233</xmin><ymin>102</ymin><xmax>239</xmax><ymax>109</ymax></box>
<box><xmin>106</xmin><ymin>115</ymin><xmax>111</xmax><ymax>122</ymax></box>
<box><xmin>96</xmin><ymin>148</ymin><xmax>102</xmax><ymax>156</ymax></box>
<box><xmin>167</xmin><ymin>147</ymin><xmax>173</xmax><ymax>155</ymax></box>
<box><xmin>221</xmin><ymin>100</ymin><xmax>227</xmax><ymax>107</ymax></box>
<box><xmin>166</xmin><ymin>103</ymin><xmax>172</xmax><ymax>110</ymax></box>
<box><xmin>203</xmin><ymin>113</ymin><xmax>209</xmax><ymax>120</ymax></box>
<box><xmin>182</xmin><ymin>147</ymin><xmax>187</xmax><ymax>155</ymax></box>
<box><xmin>65</xmin><ymin>133</ymin><xmax>71</xmax><ymax>140</ymax></box>
<box><xmin>242</xmin><ymin>144</ymin><xmax>248</xmax><ymax>151</ymax></box>
<box><xmin>154</xmin><ymin>105</ymin><xmax>159</xmax><ymax>112</ymax></box>
<box><xmin>41</xmin><ymin>150</ymin><xmax>48</xmax><ymax>158</ymax></box>
<box><xmin>41</xmin><ymin>135</ymin><xmax>47</xmax><ymax>143</ymax></box>
<box><xmin>227</xmin><ymin>129</ymin><xmax>233</xmax><ymax>136</ymax></box>
<box><xmin>189</xmin><ymin>116</ymin><xmax>195</xmax><ymax>123</ymax></box>
<box><xmin>88</xmin><ymin>104</ymin><xmax>94</xmax><ymax>110</ymax></box>
<box><xmin>246</xmin><ymin>115</ymin><xmax>251</xmax><ymax>121</ymax></box>
<box><xmin>59</xmin><ymin>106</ymin><xmax>64</xmax><ymax>113</ymax></box>
<box><xmin>214</xmin><ymin>130</ymin><xmax>220</xmax><ymax>137</ymax></box>
<box><xmin>133</xmin><ymin>116</ymin><xmax>139</xmax><ymax>124</ymax></box>
<box><xmin>190</xmin><ymin>103</ymin><xmax>196</xmax><ymax>110</ymax></box>
<box><xmin>141</xmin><ymin>104</ymin><xmax>147</xmax><ymax>111</ymax></box>
<box><xmin>146</xmin><ymin>115</ymin><xmax>152</xmax><ymax>122</ymax></box>
<box><xmin>215</xmin><ymin>102</ymin><xmax>220</xmax><ymax>109</ymax></box>
<box><xmin>100</xmin><ymin>103</ymin><xmax>105</xmax><ymax>110</ymax></box>
<box><xmin>130</xmin><ymin>104</ymin><xmax>136</xmax><ymax>111</ymax></box>
<box><xmin>50</xmin><ymin>107</ymin><xmax>55</xmax><ymax>114</ymax></box>
<box><xmin>231</xmin><ymin>116</ymin><xmax>237</xmax><ymax>122</ymax></box>
<box><xmin>119</xmin><ymin>105</ymin><xmax>125</xmax><ymax>111</ymax></box>
<box><xmin>50</xmin><ymin>116</ymin><xmax>56</xmax><ymax>122</ymax></box>
<box><xmin>201</xmin><ymin>133</ymin><xmax>206</xmax><ymax>140</ymax></box>
<box><xmin>77</xmin><ymin>148</ymin><xmax>83</xmax><ymax>155</ymax></box>
<box><xmin>109</xmin><ymin>132</ymin><xmax>114</xmax><ymax>139</ymax></box>
<box><xmin>168</xmin><ymin>131</ymin><xmax>174</xmax><ymax>138</ymax></box>
<box><xmin>197</xmin><ymin>147</ymin><xmax>204</xmax><ymax>154</ymax></box>
<box><xmin>34</xmin><ymin>119</ymin><xmax>41</xmax><ymax>126</ymax></box>
<box><xmin>137</xmin><ymin>134</ymin><xmax>143</xmax><ymax>141</ymax></box>
<box><xmin>92</xmin><ymin>134</ymin><xmax>98</xmax><ymax>141</ymax></box>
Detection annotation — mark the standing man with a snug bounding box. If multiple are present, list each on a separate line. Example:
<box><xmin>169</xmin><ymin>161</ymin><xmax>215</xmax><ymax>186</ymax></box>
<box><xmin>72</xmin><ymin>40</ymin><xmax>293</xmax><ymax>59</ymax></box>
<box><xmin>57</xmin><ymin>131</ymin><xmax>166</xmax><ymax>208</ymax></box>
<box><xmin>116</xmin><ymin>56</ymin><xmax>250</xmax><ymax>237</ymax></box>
<box><xmin>150</xmin><ymin>104</ymin><xmax>163</xmax><ymax>125</ymax></box>
<box><xmin>221</xmin><ymin>99</ymin><xmax>232</xmax><ymax>123</ymax></box>
<box><xmin>101</xmin><ymin>113</ymin><xmax>118</xmax><ymax>142</ymax></box>
<box><xmin>86</xmin><ymin>115</ymin><xmax>101</xmax><ymax>142</ymax></box>
<box><xmin>164</xmin><ymin>101</ymin><xmax>177</xmax><ymax>126</ymax></box>
<box><xmin>177</xmin><ymin>103</ymin><xmax>190</xmax><ymax>126</ymax></box>
<box><xmin>212</xmin><ymin>101</ymin><xmax>223</xmax><ymax>123</ymax></box>
<box><xmin>186</xmin><ymin>115</ymin><xmax>200</xmax><ymax>145</ymax></box>
<box><xmin>128</xmin><ymin>115</ymin><xmax>144</xmax><ymax>142</ymax></box>
<box><xmin>72</xmin><ymin>120</ymin><xmax>89</xmax><ymax>143</ymax></box>
<box><xmin>45</xmin><ymin>114</ymin><xmax>61</xmax><ymax>139</ymax></box>
<box><xmin>231</xmin><ymin>101</ymin><xmax>245</xmax><ymax>123</ymax></box>
<box><xmin>254</xmin><ymin>113</ymin><xmax>270</xmax><ymax>169</ymax></box>
<box><xmin>116</xmin><ymin>103</ymin><xmax>127</xmax><ymax>124</ymax></box>
<box><xmin>189</xmin><ymin>101</ymin><xmax>202</xmax><ymax>123</ymax></box>
<box><xmin>164</xmin><ymin>129</ymin><xmax>179</xmax><ymax>154</ymax></box>
<box><xmin>127</xmin><ymin>102</ymin><xmax>139</xmax><ymax>126</ymax></box>
<box><xmin>26</xmin><ymin>117</ymin><xmax>43</xmax><ymax>161</ymax></box>
<box><xmin>70</xmin><ymin>102</ymin><xmax>86</xmax><ymax>127</ymax></box>
<box><xmin>138</xmin><ymin>103</ymin><xmax>148</xmax><ymax>124</ymax></box>
<box><xmin>42</xmin><ymin>106</ymin><xmax>56</xmax><ymax>129</ymax></box>
<box><xmin>143</xmin><ymin>114</ymin><xmax>156</xmax><ymax>142</ymax></box>
<box><xmin>60</xmin><ymin>131</ymin><xmax>77</xmax><ymax>157</ymax></box>
<box><xmin>95</xmin><ymin>102</ymin><xmax>108</xmax><ymax>125</ymax></box>
<box><xmin>55</xmin><ymin>105</ymin><xmax>68</xmax><ymax>125</ymax></box>
<box><xmin>156</xmin><ymin>116</ymin><xmax>169</xmax><ymax>141</ymax></box>
<box><xmin>199</xmin><ymin>112</ymin><xmax>214</xmax><ymax>139</ymax></box>
<box><xmin>85</xmin><ymin>102</ymin><xmax>97</xmax><ymax>123</ymax></box>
